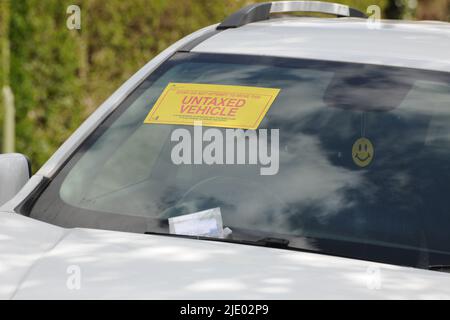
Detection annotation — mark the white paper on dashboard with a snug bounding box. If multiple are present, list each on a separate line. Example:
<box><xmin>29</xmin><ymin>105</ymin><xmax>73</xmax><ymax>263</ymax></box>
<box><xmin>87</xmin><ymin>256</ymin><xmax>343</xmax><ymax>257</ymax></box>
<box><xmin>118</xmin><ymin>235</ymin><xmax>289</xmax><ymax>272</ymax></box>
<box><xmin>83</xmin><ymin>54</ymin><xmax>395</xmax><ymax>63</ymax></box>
<box><xmin>168</xmin><ymin>207</ymin><xmax>224</xmax><ymax>238</ymax></box>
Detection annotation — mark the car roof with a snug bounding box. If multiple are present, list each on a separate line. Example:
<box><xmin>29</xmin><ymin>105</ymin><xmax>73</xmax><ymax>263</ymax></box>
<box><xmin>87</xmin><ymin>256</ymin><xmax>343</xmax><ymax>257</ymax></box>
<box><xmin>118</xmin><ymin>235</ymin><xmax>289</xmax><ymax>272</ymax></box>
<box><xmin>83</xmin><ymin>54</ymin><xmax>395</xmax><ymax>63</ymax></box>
<box><xmin>192</xmin><ymin>18</ymin><xmax>450</xmax><ymax>72</ymax></box>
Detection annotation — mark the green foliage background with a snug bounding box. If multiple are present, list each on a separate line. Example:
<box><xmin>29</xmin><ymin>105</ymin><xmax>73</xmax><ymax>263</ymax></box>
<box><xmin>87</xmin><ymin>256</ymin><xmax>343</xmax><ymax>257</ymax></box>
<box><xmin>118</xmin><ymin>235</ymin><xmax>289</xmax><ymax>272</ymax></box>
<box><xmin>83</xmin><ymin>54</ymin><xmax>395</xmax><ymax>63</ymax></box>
<box><xmin>0</xmin><ymin>0</ymin><xmax>445</xmax><ymax>171</ymax></box>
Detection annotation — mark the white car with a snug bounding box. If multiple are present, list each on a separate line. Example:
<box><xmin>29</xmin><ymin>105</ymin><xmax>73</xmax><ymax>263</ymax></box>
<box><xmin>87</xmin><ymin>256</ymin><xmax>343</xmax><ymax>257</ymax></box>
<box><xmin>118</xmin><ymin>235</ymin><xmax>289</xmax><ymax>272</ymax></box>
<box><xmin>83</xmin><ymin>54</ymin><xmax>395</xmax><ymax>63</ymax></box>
<box><xmin>1</xmin><ymin>1</ymin><xmax>450</xmax><ymax>300</ymax></box>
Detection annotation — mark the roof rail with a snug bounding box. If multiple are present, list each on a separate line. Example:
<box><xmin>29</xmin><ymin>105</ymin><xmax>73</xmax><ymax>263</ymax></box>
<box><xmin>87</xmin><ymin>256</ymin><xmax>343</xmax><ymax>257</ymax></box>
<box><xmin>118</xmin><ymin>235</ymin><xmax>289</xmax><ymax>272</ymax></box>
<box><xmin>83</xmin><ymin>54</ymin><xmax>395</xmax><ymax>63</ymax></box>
<box><xmin>217</xmin><ymin>1</ymin><xmax>367</xmax><ymax>30</ymax></box>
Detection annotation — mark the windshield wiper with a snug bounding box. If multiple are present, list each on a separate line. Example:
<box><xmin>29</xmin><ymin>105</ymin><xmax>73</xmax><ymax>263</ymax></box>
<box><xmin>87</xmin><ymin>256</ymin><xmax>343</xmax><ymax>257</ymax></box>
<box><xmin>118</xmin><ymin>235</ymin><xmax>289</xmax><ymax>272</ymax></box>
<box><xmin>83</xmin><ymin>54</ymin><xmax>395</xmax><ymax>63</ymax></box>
<box><xmin>144</xmin><ymin>231</ymin><xmax>291</xmax><ymax>250</ymax></box>
<box><xmin>256</xmin><ymin>237</ymin><xmax>290</xmax><ymax>248</ymax></box>
<box><xmin>428</xmin><ymin>265</ymin><xmax>450</xmax><ymax>273</ymax></box>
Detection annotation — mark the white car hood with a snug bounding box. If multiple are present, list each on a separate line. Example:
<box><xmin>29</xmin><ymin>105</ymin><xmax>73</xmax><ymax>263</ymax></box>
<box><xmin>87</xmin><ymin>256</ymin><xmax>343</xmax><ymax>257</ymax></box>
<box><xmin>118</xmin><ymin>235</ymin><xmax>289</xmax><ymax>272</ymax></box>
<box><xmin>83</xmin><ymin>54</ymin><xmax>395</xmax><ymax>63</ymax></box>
<box><xmin>1</xmin><ymin>212</ymin><xmax>450</xmax><ymax>300</ymax></box>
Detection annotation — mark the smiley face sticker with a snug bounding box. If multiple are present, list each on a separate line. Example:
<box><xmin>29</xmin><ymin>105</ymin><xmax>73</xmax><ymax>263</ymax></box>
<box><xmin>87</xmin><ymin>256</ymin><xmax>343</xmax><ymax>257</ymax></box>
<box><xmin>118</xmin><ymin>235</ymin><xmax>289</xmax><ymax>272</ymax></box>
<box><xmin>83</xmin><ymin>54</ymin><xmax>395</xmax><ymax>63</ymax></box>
<box><xmin>352</xmin><ymin>138</ymin><xmax>374</xmax><ymax>167</ymax></box>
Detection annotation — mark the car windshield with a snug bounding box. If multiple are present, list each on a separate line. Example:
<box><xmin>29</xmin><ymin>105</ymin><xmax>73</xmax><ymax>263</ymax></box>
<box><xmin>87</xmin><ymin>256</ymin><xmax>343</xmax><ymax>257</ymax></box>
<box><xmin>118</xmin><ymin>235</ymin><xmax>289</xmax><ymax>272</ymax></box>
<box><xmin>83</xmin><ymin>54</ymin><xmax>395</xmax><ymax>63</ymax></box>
<box><xmin>30</xmin><ymin>53</ymin><xmax>450</xmax><ymax>270</ymax></box>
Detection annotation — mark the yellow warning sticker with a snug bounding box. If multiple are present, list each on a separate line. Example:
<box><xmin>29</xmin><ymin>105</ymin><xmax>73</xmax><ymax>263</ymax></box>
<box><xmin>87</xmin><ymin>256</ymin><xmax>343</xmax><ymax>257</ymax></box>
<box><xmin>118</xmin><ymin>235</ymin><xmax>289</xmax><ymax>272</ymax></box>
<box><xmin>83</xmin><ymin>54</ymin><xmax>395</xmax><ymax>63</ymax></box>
<box><xmin>144</xmin><ymin>83</ymin><xmax>280</xmax><ymax>130</ymax></box>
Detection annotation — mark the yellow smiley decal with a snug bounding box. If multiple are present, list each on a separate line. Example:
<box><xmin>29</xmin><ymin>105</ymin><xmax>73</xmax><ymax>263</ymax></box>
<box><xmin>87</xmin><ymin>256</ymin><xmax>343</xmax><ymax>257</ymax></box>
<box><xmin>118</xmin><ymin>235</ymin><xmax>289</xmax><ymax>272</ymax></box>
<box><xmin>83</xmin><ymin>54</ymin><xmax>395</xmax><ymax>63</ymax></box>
<box><xmin>352</xmin><ymin>138</ymin><xmax>374</xmax><ymax>167</ymax></box>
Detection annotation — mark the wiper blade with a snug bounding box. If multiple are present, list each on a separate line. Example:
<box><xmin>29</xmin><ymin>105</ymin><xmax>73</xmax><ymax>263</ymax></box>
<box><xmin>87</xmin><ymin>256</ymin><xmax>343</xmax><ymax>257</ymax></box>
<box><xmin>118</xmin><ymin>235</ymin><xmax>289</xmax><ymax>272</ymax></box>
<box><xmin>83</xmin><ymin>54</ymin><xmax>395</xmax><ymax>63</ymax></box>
<box><xmin>145</xmin><ymin>231</ymin><xmax>290</xmax><ymax>249</ymax></box>
<box><xmin>256</xmin><ymin>237</ymin><xmax>290</xmax><ymax>248</ymax></box>
<box><xmin>428</xmin><ymin>265</ymin><xmax>450</xmax><ymax>273</ymax></box>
